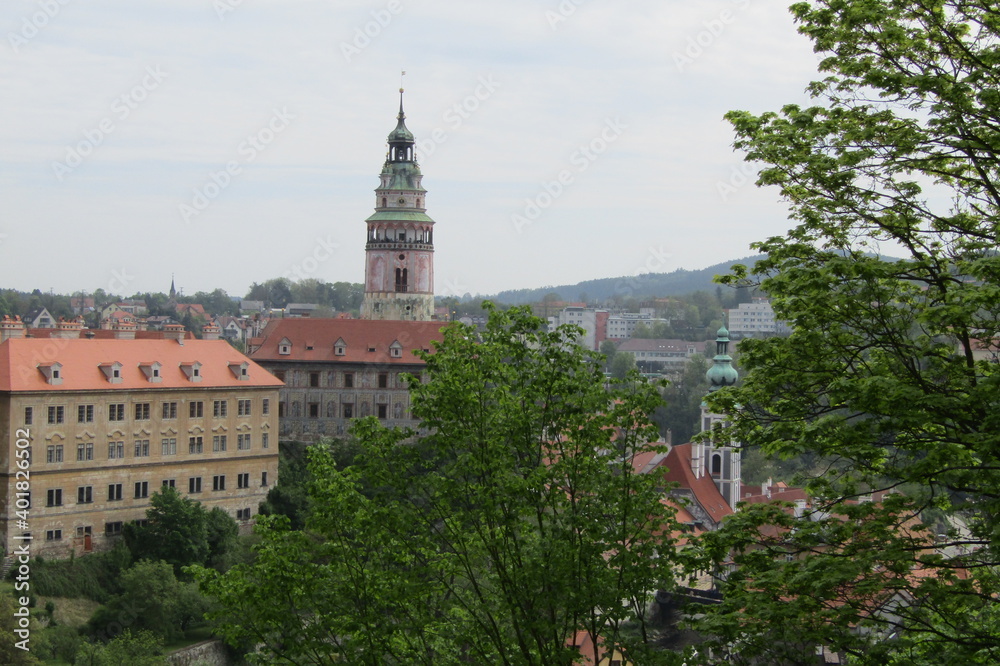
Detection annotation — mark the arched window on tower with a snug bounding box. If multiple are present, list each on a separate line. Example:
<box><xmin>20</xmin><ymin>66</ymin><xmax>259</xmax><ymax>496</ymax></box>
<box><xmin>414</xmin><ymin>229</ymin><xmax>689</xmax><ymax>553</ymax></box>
<box><xmin>382</xmin><ymin>197</ymin><xmax>387</xmax><ymax>207</ymax></box>
<box><xmin>711</xmin><ymin>453</ymin><xmax>722</xmax><ymax>476</ymax></box>
<box><xmin>395</xmin><ymin>268</ymin><xmax>408</xmax><ymax>293</ymax></box>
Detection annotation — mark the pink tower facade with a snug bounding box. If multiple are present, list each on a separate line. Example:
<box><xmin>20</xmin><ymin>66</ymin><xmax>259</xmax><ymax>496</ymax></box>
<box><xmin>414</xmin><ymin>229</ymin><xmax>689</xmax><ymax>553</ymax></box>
<box><xmin>360</xmin><ymin>91</ymin><xmax>435</xmax><ymax>321</ymax></box>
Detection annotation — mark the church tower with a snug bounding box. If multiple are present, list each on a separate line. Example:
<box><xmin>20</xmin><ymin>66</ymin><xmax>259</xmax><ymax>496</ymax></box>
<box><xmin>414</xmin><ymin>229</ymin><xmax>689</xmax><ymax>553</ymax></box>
<box><xmin>691</xmin><ymin>325</ymin><xmax>742</xmax><ymax>511</ymax></box>
<box><xmin>360</xmin><ymin>89</ymin><xmax>435</xmax><ymax>321</ymax></box>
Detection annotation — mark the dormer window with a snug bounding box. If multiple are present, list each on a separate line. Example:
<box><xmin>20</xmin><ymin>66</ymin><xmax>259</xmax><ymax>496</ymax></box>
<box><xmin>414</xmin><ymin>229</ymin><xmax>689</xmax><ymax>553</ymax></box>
<box><xmin>229</xmin><ymin>362</ymin><xmax>250</xmax><ymax>380</ymax></box>
<box><xmin>139</xmin><ymin>362</ymin><xmax>162</xmax><ymax>383</ymax></box>
<box><xmin>278</xmin><ymin>338</ymin><xmax>292</xmax><ymax>355</ymax></box>
<box><xmin>98</xmin><ymin>362</ymin><xmax>123</xmax><ymax>384</ymax></box>
<box><xmin>38</xmin><ymin>362</ymin><xmax>63</xmax><ymax>386</ymax></box>
<box><xmin>180</xmin><ymin>362</ymin><xmax>203</xmax><ymax>383</ymax></box>
<box><xmin>390</xmin><ymin>340</ymin><xmax>403</xmax><ymax>358</ymax></box>
<box><xmin>334</xmin><ymin>337</ymin><xmax>346</xmax><ymax>356</ymax></box>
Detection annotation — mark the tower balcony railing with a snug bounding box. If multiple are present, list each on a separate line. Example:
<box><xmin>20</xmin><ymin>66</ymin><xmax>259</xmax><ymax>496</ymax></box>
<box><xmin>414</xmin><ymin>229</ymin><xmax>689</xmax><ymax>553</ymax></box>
<box><xmin>365</xmin><ymin>240</ymin><xmax>434</xmax><ymax>251</ymax></box>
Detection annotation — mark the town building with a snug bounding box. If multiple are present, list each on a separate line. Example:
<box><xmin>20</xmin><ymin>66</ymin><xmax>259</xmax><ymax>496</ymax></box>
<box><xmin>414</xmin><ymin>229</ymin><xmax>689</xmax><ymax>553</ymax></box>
<box><xmin>361</xmin><ymin>90</ymin><xmax>436</xmax><ymax>322</ymax></box>
<box><xmin>0</xmin><ymin>316</ymin><xmax>281</xmax><ymax>558</ymax></box>
<box><xmin>547</xmin><ymin>306</ymin><xmax>609</xmax><ymax>351</ymax></box>
<box><xmin>615</xmin><ymin>338</ymin><xmax>708</xmax><ymax>376</ymax></box>
<box><xmin>24</xmin><ymin>308</ymin><xmax>55</xmax><ymax>329</ymax></box>
<box><xmin>725</xmin><ymin>298</ymin><xmax>789</xmax><ymax>338</ymax></box>
<box><xmin>248</xmin><ymin>317</ymin><xmax>444</xmax><ymax>441</ymax></box>
<box><xmin>605</xmin><ymin>309</ymin><xmax>671</xmax><ymax>340</ymax></box>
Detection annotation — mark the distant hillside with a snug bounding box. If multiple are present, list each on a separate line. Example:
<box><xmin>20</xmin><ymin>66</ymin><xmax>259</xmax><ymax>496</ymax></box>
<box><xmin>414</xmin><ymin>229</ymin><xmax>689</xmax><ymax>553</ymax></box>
<box><xmin>489</xmin><ymin>255</ymin><xmax>767</xmax><ymax>305</ymax></box>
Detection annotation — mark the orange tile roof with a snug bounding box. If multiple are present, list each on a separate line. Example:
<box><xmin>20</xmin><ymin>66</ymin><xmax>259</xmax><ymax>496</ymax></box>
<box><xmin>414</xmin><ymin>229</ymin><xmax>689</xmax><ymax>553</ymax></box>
<box><xmin>0</xmin><ymin>338</ymin><xmax>282</xmax><ymax>392</ymax></box>
<box><xmin>657</xmin><ymin>444</ymin><xmax>733</xmax><ymax>524</ymax></box>
<box><xmin>249</xmin><ymin>318</ymin><xmax>447</xmax><ymax>365</ymax></box>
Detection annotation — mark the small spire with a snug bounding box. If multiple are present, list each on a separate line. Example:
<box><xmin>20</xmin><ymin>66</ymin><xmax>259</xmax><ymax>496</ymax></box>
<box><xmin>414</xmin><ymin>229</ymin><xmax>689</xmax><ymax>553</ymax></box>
<box><xmin>399</xmin><ymin>69</ymin><xmax>406</xmax><ymax>118</ymax></box>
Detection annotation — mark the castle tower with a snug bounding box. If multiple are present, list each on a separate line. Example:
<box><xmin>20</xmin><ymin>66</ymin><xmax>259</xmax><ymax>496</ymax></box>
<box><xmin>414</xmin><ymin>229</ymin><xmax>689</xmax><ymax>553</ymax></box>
<box><xmin>691</xmin><ymin>325</ymin><xmax>742</xmax><ymax>511</ymax></box>
<box><xmin>360</xmin><ymin>89</ymin><xmax>435</xmax><ymax>321</ymax></box>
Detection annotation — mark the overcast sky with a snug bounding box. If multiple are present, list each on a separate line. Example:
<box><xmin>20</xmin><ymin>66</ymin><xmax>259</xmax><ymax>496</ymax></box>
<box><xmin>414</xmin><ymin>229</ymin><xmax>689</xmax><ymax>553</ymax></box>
<box><xmin>1</xmin><ymin>0</ymin><xmax>820</xmax><ymax>300</ymax></box>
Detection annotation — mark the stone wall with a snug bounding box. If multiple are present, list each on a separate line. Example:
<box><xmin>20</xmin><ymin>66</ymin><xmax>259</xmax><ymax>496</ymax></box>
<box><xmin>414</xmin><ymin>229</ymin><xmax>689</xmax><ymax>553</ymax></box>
<box><xmin>167</xmin><ymin>639</ymin><xmax>231</xmax><ymax>666</ymax></box>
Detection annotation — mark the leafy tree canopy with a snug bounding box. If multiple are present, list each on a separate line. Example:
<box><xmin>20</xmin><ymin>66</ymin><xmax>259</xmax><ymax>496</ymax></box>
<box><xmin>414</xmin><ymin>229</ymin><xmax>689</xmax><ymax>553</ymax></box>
<box><xmin>695</xmin><ymin>1</ymin><xmax>1000</xmax><ymax>663</ymax></box>
<box><xmin>197</xmin><ymin>304</ymin><xmax>682</xmax><ymax>665</ymax></box>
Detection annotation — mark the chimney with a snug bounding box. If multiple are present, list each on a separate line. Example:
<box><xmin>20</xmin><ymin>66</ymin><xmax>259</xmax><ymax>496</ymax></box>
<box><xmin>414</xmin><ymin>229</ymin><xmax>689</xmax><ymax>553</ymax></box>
<box><xmin>690</xmin><ymin>442</ymin><xmax>703</xmax><ymax>478</ymax></box>
<box><xmin>53</xmin><ymin>317</ymin><xmax>85</xmax><ymax>339</ymax></box>
<box><xmin>0</xmin><ymin>315</ymin><xmax>27</xmax><ymax>342</ymax></box>
<box><xmin>112</xmin><ymin>321</ymin><xmax>137</xmax><ymax>340</ymax></box>
<box><xmin>163</xmin><ymin>323</ymin><xmax>186</xmax><ymax>345</ymax></box>
<box><xmin>202</xmin><ymin>322</ymin><xmax>221</xmax><ymax>341</ymax></box>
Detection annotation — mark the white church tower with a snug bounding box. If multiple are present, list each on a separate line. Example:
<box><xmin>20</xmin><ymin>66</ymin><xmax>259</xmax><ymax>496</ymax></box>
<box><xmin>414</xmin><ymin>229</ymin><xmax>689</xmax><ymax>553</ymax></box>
<box><xmin>691</xmin><ymin>325</ymin><xmax>742</xmax><ymax>512</ymax></box>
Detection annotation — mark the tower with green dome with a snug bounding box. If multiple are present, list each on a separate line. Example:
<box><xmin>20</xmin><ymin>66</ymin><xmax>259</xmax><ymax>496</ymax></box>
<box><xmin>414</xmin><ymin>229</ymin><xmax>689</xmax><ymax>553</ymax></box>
<box><xmin>691</xmin><ymin>324</ymin><xmax>742</xmax><ymax>511</ymax></box>
<box><xmin>361</xmin><ymin>89</ymin><xmax>436</xmax><ymax>321</ymax></box>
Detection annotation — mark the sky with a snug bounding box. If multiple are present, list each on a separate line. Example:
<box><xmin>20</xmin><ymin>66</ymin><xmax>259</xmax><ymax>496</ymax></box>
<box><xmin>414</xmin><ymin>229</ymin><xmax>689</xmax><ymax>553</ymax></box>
<box><xmin>1</xmin><ymin>0</ymin><xmax>821</xmax><ymax>300</ymax></box>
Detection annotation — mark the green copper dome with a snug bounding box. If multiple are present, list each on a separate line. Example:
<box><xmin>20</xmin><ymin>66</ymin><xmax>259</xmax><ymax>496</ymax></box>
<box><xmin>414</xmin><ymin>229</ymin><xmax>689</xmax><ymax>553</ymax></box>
<box><xmin>706</xmin><ymin>325</ymin><xmax>738</xmax><ymax>391</ymax></box>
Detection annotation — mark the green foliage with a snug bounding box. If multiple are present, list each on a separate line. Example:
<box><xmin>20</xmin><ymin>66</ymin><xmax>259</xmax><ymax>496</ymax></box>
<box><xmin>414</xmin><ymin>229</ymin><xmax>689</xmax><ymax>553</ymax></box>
<box><xmin>258</xmin><ymin>439</ymin><xmax>309</xmax><ymax>529</ymax></box>
<box><xmin>608</xmin><ymin>350</ymin><xmax>637</xmax><ymax>379</ymax></box>
<box><xmin>0</xmin><ymin>591</ymin><xmax>42</xmax><ymax>665</ymax></box>
<box><xmin>599</xmin><ymin>339</ymin><xmax>618</xmax><ymax>370</ymax></box>
<box><xmin>197</xmin><ymin>304</ymin><xmax>681</xmax><ymax>665</ymax></box>
<box><xmin>695</xmin><ymin>1</ymin><xmax>1000</xmax><ymax>663</ymax></box>
<box><xmin>84</xmin><ymin>560</ymin><xmax>209</xmax><ymax>642</ymax></box>
<box><xmin>74</xmin><ymin>629</ymin><xmax>167</xmax><ymax>666</ymax></box>
<box><xmin>653</xmin><ymin>353</ymin><xmax>709</xmax><ymax>445</ymax></box>
<box><xmin>36</xmin><ymin>623</ymin><xmax>82</xmax><ymax>662</ymax></box>
<box><xmin>30</xmin><ymin>542</ymin><xmax>131</xmax><ymax>602</ymax></box>
<box><xmin>124</xmin><ymin>486</ymin><xmax>226</xmax><ymax>574</ymax></box>
<box><xmin>205</xmin><ymin>507</ymin><xmax>239</xmax><ymax>571</ymax></box>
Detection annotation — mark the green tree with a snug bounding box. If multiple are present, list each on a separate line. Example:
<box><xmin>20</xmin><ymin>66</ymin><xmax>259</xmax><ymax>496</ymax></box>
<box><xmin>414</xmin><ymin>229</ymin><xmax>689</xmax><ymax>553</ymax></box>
<box><xmin>85</xmin><ymin>561</ymin><xmax>210</xmax><ymax>642</ymax></box>
<box><xmin>257</xmin><ymin>439</ymin><xmax>315</xmax><ymax>530</ymax></box>
<box><xmin>600</xmin><ymin>339</ymin><xmax>618</xmax><ymax>371</ymax></box>
<box><xmin>123</xmin><ymin>487</ymin><xmax>209</xmax><ymax>573</ymax></box>
<box><xmin>205</xmin><ymin>507</ymin><xmax>240</xmax><ymax>571</ymax></box>
<box><xmin>0</xmin><ymin>592</ymin><xmax>41</xmax><ymax>665</ymax></box>
<box><xmin>197</xmin><ymin>305</ymin><xmax>680</xmax><ymax>665</ymax></box>
<box><xmin>694</xmin><ymin>1</ymin><xmax>1000</xmax><ymax>663</ymax></box>
<box><xmin>609</xmin><ymin>351</ymin><xmax>637</xmax><ymax>379</ymax></box>
<box><xmin>653</xmin><ymin>353</ymin><xmax>709</xmax><ymax>445</ymax></box>
<box><xmin>74</xmin><ymin>630</ymin><xmax>166</xmax><ymax>666</ymax></box>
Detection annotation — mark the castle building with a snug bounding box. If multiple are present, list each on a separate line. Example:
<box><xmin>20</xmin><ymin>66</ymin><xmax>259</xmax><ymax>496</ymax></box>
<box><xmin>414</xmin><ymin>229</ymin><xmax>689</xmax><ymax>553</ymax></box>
<box><xmin>248</xmin><ymin>318</ymin><xmax>444</xmax><ymax>442</ymax></box>
<box><xmin>0</xmin><ymin>318</ymin><xmax>281</xmax><ymax>558</ymax></box>
<box><xmin>361</xmin><ymin>90</ymin><xmax>436</xmax><ymax>322</ymax></box>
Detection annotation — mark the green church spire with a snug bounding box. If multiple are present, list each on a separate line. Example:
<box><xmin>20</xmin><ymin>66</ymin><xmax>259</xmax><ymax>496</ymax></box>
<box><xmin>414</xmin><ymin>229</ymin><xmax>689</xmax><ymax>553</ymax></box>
<box><xmin>706</xmin><ymin>325</ymin><xmax>739</xmax><ymax>392</ymax></box>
